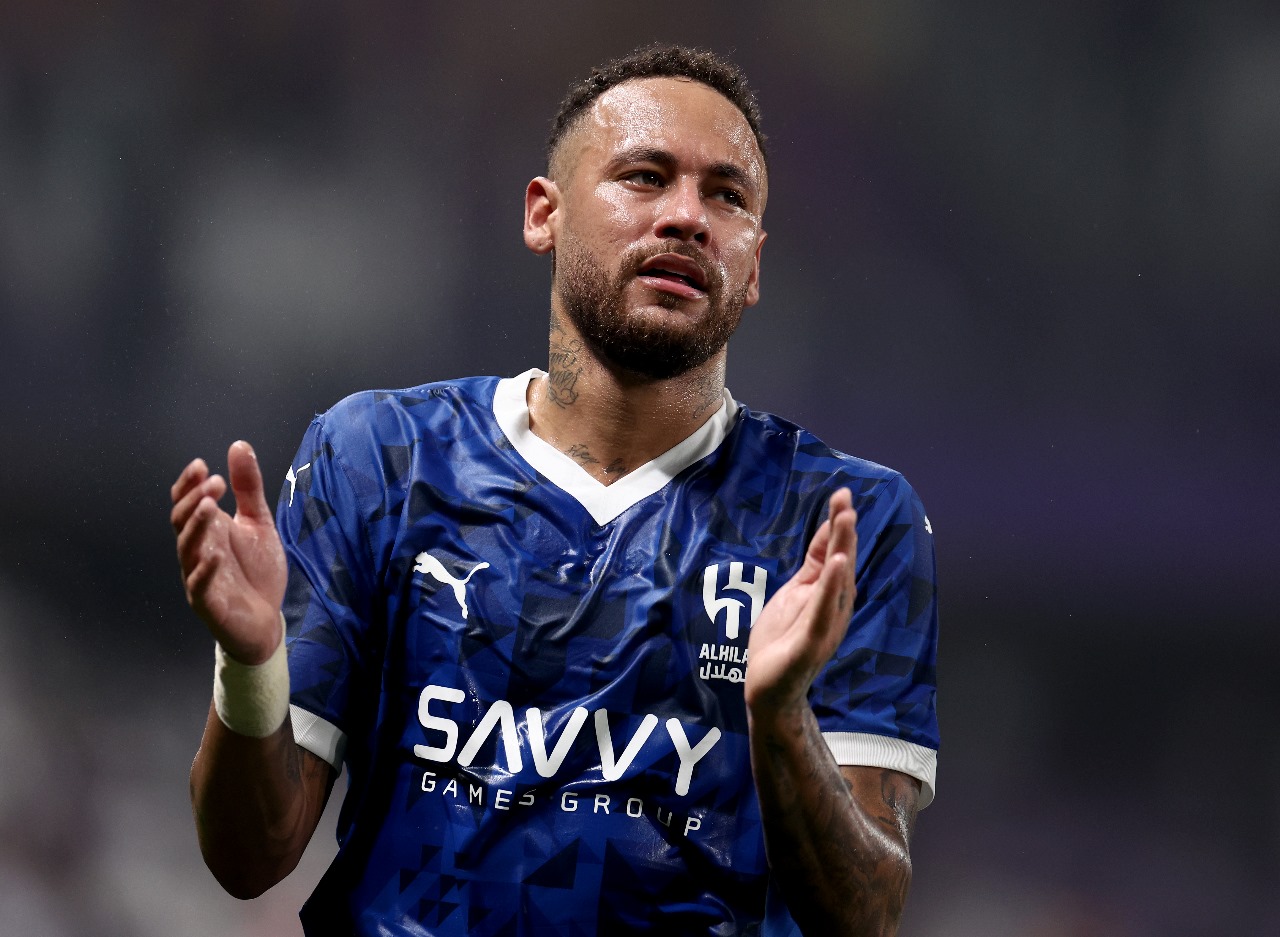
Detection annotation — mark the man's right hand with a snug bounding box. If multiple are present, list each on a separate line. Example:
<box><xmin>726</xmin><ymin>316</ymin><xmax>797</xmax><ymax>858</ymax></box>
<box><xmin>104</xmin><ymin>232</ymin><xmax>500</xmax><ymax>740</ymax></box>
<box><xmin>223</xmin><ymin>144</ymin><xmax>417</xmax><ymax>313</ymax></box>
<box><xmin>171</xmin><ymin>440</ymin><xmax>287</xmax><ymax>665</ymax></box>
<box><xmin>175</xmin><ymin>441</ymin><xmax>334</xmax><ymax>899</ymax></box>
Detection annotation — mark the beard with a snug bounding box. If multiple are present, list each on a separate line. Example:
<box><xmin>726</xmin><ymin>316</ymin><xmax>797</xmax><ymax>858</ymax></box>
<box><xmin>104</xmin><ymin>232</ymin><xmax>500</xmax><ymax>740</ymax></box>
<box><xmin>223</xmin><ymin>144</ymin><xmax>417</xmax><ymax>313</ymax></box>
<box><xmin>554</xmin><ymin>235</ymin><xmax>750</xmax><ymax>381</ymax></box>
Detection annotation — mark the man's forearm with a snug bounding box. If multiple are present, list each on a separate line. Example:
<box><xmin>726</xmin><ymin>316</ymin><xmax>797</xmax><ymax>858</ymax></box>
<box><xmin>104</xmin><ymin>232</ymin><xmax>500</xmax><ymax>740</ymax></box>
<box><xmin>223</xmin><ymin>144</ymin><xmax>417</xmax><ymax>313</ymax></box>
<box><xmin>749</xmin><ymin>705</ymin><xmax>915</xmax><ymax>936</ymax></box>
<box><xmin>190</xmin><ymin>703</ymin><xmax>331</xmax><ymax>899</ymax></box>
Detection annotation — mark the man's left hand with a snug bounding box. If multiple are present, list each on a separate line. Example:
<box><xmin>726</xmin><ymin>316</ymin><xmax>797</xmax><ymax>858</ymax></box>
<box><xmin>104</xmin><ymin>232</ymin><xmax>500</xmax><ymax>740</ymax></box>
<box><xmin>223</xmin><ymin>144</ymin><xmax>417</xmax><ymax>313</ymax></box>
<box><xmin>745</xmin><ymin>488</ymin><xmax>857</xmax><ymax>718</ymax></box>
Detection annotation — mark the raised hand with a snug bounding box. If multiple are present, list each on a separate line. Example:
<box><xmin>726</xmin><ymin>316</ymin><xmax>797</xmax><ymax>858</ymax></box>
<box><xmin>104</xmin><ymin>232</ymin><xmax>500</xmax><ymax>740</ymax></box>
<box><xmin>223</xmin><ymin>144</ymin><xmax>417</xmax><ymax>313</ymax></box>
<box><xmin>171</xmin><ymin>440</ymin><xmax>288</xmax><ymax>665</ymax></box>
<box><xmin>745</xmin><ymin>488</ymin><xmax>858</xmax><ymax>717</ymax></box>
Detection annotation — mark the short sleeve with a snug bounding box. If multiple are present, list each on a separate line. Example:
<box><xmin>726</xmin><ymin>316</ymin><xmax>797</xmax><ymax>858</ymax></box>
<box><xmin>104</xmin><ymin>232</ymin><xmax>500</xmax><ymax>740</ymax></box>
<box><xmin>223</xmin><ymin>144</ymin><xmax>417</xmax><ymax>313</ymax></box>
<box><xmin>811</xmin><ymin>473</ymin><xmax>940</xmax><ymax>807</ymax></box>
<box><xmin>277</xmin><ymin>414</ymin><xmax>378</xmax><ymax>769</ymax></box>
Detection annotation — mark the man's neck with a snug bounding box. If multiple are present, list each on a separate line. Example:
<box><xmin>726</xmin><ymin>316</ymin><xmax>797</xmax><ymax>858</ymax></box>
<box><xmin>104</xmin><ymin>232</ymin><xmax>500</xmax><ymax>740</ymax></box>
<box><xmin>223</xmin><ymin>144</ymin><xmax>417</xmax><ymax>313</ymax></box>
<box><xmin>527</xmin><ymin>319</ymin><xmax>727</xmax><ymax>486</ymax></box>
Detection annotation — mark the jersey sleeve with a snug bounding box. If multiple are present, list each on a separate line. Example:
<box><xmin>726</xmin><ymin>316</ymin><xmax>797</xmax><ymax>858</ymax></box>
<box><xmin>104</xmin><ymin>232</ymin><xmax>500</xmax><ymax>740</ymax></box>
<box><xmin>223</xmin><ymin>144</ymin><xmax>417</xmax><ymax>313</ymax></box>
<box><xmin>277</xmin><ymin>413</ymin><xmax>379</xmax><ymax>770</ymax></box>
<box><xmin>811</xmin><ymin>472</ymin><xmax>940</xmax><ymax>807</ymax></box>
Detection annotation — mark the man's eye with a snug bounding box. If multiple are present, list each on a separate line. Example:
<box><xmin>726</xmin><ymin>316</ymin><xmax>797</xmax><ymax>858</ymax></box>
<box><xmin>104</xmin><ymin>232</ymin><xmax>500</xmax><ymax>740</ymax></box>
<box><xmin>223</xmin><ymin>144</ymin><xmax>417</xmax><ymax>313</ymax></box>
<box><xmin>714</xmin><ymin>189</ymin><xmax>745</xmax><ymax>207</ymax></box>
<box><xmin>623</xmin><ymin>170</ymin><xmax>663</xmax><ymax>186</ymax></box>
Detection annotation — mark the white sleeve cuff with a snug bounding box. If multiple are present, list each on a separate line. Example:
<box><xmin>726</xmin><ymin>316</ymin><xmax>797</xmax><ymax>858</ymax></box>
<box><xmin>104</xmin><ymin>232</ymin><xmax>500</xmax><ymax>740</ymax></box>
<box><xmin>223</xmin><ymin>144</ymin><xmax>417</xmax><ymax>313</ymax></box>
<box><xmin>822</xmin><ymin>731</ymin><xmax>937</xmax><ymax>809</ymax></box>
<box><xmin>290</xmin><ymin>705</ymin><xmax>347</xmax><ymax>770</ymax></box>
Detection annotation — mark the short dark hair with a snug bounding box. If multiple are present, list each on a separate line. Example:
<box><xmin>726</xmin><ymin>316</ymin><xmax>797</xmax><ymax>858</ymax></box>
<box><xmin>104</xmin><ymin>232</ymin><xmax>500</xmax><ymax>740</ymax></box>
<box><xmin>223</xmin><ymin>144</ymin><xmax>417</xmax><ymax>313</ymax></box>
<box><xmin>547</xmin><ymin>44</ymin><xmax>767</xmax><ymax>177</ymax></box>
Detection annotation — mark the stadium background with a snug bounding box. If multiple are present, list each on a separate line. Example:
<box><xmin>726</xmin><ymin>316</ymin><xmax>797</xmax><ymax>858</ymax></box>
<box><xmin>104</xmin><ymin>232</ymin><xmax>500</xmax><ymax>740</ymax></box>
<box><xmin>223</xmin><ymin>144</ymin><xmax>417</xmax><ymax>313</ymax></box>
<box><xmin>2</xmin><ymin>2</ymin><xmax>1277</xmax><ymax>934</ymax></box>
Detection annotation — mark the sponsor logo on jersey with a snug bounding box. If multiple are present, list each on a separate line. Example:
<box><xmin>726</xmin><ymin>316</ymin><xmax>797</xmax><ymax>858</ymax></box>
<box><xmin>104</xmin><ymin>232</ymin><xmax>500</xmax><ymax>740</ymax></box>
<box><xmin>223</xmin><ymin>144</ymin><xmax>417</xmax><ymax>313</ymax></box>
<box><xmin>413</xmin><ymin>552</ymin><xmax>490</xmax><ymax>620</ymax></box>
<box><xmin>415</xmin><ymin>769</ymin><xmax>707</xmax><ymax>838</ymax></box>
<box><xmin>699</xmin><ymin>562</ymin><xmax>766</xmax><ymax>683</ymax></box>
<box><xmin>285</xmin><ymin>461</ymin><xmax>311</xmax><ymax>506</ymax></box>
<box><xmin>413</xmin><ymin>684</ymin><xmax>721</xmax><ymax>802</ymax></box>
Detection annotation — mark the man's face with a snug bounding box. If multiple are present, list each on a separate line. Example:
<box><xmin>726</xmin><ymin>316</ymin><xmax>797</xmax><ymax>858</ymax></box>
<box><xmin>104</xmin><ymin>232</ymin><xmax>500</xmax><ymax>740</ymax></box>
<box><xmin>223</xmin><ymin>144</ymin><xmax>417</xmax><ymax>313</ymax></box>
<box><xmin>544</xmin><ymin>77</ymin><xmax>767</xmax><ymax>380</ymax></box>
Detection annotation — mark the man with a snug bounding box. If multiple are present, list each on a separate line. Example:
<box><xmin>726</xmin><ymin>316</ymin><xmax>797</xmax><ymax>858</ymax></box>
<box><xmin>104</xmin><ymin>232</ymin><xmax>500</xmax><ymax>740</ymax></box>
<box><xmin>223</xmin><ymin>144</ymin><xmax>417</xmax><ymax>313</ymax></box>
<box><xmin>171</xmin><ymin>45</ymin><xmax>938</xmax><ymax>936</ymax></box>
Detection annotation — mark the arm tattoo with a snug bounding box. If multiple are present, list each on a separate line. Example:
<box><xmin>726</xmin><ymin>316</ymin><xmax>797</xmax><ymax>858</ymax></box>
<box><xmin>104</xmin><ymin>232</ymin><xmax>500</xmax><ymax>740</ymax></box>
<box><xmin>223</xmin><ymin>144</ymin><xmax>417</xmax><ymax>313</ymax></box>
<box><xmin>878</xmin><ymin>768</ymin><xmax>919</xmax><ymax>843</ymax></box>
<box><xmin>755</xmin><ymin>722</ymin><xmax>917</xmax><ymax>935</ymax></box>
<box><xmin>283</xmin><ymin>736</ymin><xmax>302</xmax><ymax>784</ymax></box>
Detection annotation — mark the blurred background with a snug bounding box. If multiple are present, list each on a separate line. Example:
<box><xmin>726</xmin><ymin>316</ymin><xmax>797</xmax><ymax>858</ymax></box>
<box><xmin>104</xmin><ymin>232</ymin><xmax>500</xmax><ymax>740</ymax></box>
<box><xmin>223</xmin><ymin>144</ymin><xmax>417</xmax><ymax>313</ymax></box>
<box><xmin>2</xmin><ymin>2</ymin><xmax>1277</xmax><ymax>934</ymax></box>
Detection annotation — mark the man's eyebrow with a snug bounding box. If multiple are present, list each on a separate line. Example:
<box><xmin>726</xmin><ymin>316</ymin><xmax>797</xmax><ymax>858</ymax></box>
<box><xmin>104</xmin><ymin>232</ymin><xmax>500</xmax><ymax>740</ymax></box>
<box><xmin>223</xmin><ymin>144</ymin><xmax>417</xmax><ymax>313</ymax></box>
<box><xmin>608</xmin><ymin>146</ymin><xmax>678</xmax><ymax>172</ymax></box>
<box><xmin>608</xmin><ymin>147</ymin><xmax>761</xmax><ymax>197</ymax></box>
<box><xmin>706</xmin><ymin>161</ymin><xmax>758</xmax><ymax>196</ymax></box>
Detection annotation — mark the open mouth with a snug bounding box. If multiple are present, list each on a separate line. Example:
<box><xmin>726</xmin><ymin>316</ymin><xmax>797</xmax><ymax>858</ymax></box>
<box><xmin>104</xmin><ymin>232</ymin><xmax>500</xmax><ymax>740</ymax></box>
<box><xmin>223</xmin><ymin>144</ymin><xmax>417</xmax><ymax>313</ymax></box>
<box><xmin>645</xmin><ymin>269</ymin><xmax>702</xmax><ymax>289</ymax></box>
<box><xmin>637</xmin><ymin>253</ymin><xmax>709</xmax><ymax>298</ymax></box>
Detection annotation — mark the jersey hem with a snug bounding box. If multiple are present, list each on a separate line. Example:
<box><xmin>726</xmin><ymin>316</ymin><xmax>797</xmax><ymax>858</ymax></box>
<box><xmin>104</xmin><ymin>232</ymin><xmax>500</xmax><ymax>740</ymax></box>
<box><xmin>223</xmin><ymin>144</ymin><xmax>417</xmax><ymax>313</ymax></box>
<box><xmin>291</xmin><ymin>704</ymin><xmax>347</xmax><ymax>769</ymax></box>
<box><xmin>823</xmin><ymin>731</ymin><xmax>937</xmax><ymax>809</ymax></box>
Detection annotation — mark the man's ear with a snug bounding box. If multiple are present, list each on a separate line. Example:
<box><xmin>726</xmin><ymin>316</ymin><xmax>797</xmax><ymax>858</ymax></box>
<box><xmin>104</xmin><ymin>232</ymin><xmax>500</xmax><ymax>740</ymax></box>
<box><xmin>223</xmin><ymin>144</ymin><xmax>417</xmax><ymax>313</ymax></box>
<box><xmin>523</xmin><ymin>177</ymin><xmax>560</xmax><ymax>255</ymax></box>
<box><xmin>744</xmin><ymin>229</ymin><xmax>766</xmax><ymax>308</ymax></box>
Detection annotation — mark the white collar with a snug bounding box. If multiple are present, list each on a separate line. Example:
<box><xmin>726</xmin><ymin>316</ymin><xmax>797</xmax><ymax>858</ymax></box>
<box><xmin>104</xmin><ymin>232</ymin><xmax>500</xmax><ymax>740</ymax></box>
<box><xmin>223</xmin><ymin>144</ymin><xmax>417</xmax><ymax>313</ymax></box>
<box><xmin>492</xmin><ymin>368</ymin><xmax>737</xmax><ymax>525</ymax></box>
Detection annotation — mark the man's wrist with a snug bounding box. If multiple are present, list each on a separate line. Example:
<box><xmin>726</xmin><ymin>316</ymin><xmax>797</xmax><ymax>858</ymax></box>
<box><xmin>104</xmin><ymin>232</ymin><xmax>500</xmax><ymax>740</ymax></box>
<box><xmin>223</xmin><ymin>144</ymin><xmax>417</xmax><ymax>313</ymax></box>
<box><xmin>746</xmin><ymin>697</ymin><xmax>815</xmax><ymax>744</ymax></box>
<box><xmin>213</xmin><ymin>613</ymin><xmax>290</xmax><ymax>738</ymax></box>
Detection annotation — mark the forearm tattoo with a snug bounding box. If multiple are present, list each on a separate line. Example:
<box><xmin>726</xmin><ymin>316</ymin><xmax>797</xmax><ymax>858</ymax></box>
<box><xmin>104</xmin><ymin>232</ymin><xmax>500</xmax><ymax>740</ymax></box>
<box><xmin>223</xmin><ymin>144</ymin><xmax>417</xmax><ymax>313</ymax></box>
<box><xmin>756</xmin><ymin>723</ymin><xmax>917</xmax><ymax>936</ymax></box>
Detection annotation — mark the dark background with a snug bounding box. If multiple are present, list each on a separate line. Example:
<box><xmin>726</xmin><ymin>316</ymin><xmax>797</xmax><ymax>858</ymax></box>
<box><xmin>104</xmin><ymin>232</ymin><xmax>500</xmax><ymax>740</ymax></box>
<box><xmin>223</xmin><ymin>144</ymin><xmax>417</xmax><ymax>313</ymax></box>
<box><xmin>2</xmin><ymin>3</ymin><xmax>1277</xmax><ymax>934</ymax></box>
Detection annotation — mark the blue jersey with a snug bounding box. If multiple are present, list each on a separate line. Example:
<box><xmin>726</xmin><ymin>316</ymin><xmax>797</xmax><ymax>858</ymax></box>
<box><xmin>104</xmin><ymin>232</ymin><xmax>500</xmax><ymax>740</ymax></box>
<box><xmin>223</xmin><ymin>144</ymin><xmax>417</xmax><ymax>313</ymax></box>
<box><xmin>278</xmin><ymin>369</ymin><xmax>939</xmax><ymax>937</ymax></box>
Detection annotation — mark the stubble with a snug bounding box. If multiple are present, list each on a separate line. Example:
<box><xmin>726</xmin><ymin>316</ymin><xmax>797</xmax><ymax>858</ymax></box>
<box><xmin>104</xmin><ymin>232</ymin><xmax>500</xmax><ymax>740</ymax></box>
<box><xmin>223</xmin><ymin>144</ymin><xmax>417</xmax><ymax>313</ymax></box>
<box><xmin>554</xmin><ymin>233</ymin><xmax>749</xmax><ymax>382</ymax></box>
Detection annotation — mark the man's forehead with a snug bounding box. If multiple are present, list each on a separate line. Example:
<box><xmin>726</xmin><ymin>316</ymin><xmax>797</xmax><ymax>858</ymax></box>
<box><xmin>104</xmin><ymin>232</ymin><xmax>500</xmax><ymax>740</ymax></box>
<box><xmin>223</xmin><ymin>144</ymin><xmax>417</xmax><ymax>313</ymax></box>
<box><xmin>564</xmin><ymin>76</ymin><xmax>765</xmax><ymax>182</ymax></box>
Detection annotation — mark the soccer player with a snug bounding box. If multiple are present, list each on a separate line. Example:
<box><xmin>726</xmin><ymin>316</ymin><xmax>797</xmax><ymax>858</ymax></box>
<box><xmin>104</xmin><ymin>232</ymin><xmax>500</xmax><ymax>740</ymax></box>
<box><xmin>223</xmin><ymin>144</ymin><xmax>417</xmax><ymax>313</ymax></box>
<box><xmin>170</xmin><ymin>45</ymin><xmax>939</xmax><ymax>936</ymax></box>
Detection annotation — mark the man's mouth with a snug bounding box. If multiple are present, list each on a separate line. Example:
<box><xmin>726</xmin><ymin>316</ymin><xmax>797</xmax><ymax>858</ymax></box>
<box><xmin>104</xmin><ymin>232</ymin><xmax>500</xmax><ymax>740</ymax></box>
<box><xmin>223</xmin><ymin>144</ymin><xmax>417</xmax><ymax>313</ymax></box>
<box><xmin>636</xmin><ymin>253</ymin><xmax>709</xmax><ymax>298</ymax></box>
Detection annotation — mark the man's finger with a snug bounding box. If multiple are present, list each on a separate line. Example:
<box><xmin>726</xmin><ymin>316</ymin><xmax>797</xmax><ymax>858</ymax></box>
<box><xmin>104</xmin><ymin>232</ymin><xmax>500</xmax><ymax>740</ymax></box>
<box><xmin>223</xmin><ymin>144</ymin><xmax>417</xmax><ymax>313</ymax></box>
<box><xmin>797</xmin><ymin>518</ymin><xmax>832</xmax><ymax>583</ymax></box>
<box><xmin>801</xmin><ymin>489</ymin><xmax>855</xmax><ymax>577</ymax></box>
<box><xmin>813</xmin><ymin>489</ymin><xmax>858</xmax><ymax>627</ymax></box>
<box><xmin>184</xmin><ymin>549</ymin><xmax>227</xmax><ymax>618</ymax></box>
<box><xmin>171</xmin><ymin>458</ymin><xmax>209</xmax><ymax>505</ymax></box>
<box><xmin>829</xmin><ymin>502</ymin><xmax>857</xmax><ymax>568</ymax></box>
<box><xmin>176</xmin><ymin>495</ymin><xmax>225</xmax><ymax>574</ymax></box>
<box><xmin>826</xmin><ymin>490</ymin><xmax>857</xmax><ymax>565</ymax></box>
<box><xmin>808</xmin><ymin>549</ymin><xmax>855</xmax><ymax>647</ymax></box>
<box><xmin>227</xmin><ymin>440</ymin><xmax>273</xmax><ymax>524</ymax></box>
<box><xmin>171</xmin><ymin>475</ymin><xmax>227</xmax><ymax>535</ymax></box>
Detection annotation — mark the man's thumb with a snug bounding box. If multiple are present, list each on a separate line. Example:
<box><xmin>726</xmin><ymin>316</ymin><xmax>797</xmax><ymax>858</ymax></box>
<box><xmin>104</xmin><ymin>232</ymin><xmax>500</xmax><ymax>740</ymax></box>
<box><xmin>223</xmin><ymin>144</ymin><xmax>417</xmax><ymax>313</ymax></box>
<box><xmin>227</xmin><ymin>440</ymin><xmax>272</xmax><ymax>522</ymax></box>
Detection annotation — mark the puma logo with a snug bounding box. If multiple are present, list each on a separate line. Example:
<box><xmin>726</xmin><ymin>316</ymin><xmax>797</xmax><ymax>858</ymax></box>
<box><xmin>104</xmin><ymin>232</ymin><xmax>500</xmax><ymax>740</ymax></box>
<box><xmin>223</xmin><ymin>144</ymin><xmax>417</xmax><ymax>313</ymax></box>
<box><xmin>285</xmin><ymin>462</ymin><xmax>311</xmax><ymax>507</ymax></box>
<box><xmin>413</xmin><ymin>552</ymin><xmax>490</xmax><ymax>620</ymax></box>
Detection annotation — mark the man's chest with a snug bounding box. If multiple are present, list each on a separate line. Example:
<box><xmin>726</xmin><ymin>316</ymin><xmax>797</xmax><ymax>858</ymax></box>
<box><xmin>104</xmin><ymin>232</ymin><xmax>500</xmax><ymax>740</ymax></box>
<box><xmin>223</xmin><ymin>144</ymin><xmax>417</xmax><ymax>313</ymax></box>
<box><xmin>381</xmin><ymin>504</ymin><xmax>788</xmax><ymax>705</ymax></box>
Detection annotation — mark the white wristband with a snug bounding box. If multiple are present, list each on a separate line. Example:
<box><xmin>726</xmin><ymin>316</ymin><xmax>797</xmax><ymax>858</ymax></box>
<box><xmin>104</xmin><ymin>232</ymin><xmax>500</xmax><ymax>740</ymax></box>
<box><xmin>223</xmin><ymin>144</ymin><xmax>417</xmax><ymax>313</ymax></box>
<box><xmin>213</xmin><ymin>615</ymin><xmax>290</xmax><ymax>738</ymax></box>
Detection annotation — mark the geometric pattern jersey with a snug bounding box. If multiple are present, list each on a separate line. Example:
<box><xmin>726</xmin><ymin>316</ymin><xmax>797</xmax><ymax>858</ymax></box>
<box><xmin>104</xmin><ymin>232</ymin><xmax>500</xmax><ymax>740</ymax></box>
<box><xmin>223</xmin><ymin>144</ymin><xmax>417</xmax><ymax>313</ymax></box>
<box><xmin>277</xmin><ymin>370</ymin><xmax>940</xmax><ymax>937</ymax></box>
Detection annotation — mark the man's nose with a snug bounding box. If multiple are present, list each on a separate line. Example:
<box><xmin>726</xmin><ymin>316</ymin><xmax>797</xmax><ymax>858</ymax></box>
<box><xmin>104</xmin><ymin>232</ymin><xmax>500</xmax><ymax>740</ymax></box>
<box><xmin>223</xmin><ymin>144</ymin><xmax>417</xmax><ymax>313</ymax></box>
<box><xmin>655</xmin><ymin>177</ymin><xmax>710</xmax><ymax>245</ymax></box>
